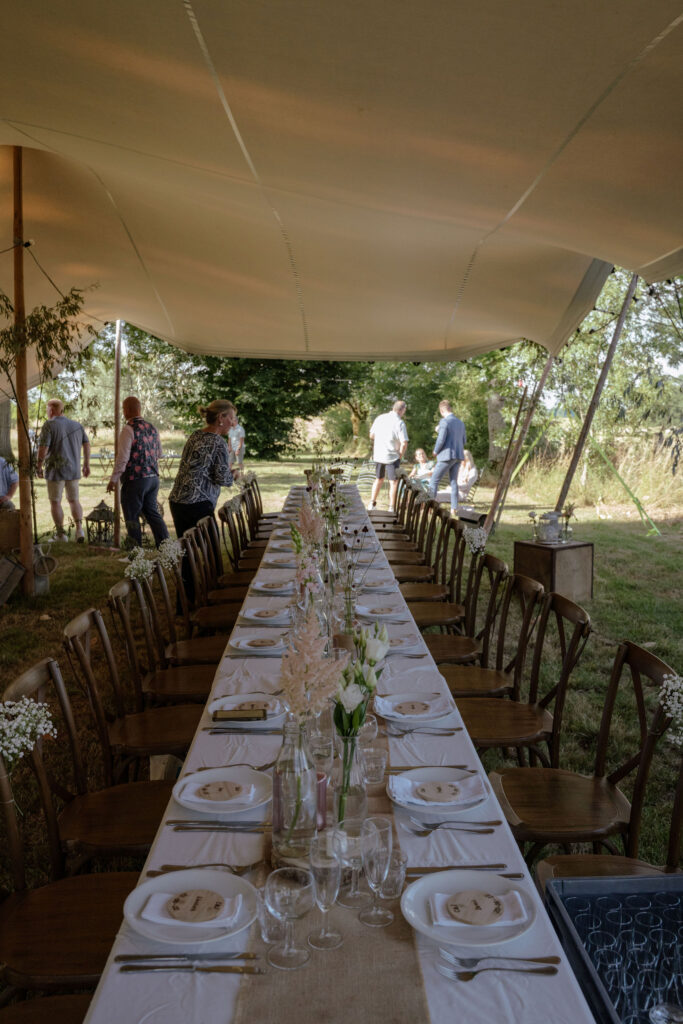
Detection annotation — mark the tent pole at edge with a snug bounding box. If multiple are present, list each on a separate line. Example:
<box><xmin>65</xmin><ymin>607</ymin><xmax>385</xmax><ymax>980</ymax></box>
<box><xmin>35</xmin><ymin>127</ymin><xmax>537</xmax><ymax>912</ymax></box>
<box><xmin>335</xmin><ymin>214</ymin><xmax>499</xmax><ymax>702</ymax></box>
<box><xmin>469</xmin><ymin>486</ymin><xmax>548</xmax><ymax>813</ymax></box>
<box><xmin>13</xmin><ymin>146</ymin><xmax>34</xmax><ymax>595</ymax></box>
<box><xmin>113</xmin><ymin>319</ymin><xmax>122</xmax><ymax>547</ymax></box>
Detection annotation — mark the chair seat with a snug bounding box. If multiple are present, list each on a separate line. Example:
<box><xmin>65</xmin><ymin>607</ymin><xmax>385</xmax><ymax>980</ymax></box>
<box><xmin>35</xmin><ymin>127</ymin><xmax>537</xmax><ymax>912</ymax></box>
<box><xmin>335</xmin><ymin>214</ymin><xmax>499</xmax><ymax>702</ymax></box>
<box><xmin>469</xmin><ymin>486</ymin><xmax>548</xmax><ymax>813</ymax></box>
<box><xmin>191</xmin><ymin>604</ymin><xmax>240</xmax><ymax>633</ymax></box>
<box><xmin>399</xmin><ymin>582</ymin><xmax>449</xmax><ymax>602</ymax></box>
<box><xmin>386</xmin><ymin>550</ymin><xmax>426</xmax><ymax>565</ymax></box>
<box><xmin>424</xmin><ymin>633</ymin><xmax>480</xmax><ymax>664</ymax></box>
<box><xmin>144</xmin><ymin>663</ymin><xmax>215</xmax><ymax>702</ymax></box>
<box><xmin>207</xmin><ymin>586</ymin><xmax>249</xmax><ymax>604</ymax></box>
<box><xmin>489</xmin><ymin>767</ymin><xmax>632</xmax><ymax>845</ymax></box>
<box><xmin>0</xmin><ymin>872</ymin><xmax>137</xmax><ymax>990</ymax></box>
<box><xmin>380</xmin><ymin>539</ymin><xmax>417</xmax><ymax>551</ymax></box>
<box><xmin>218</xmin><ymin>569</ymin><xmax>257</xmax><ymax>586</ymax></box>
<box><xmin>391</xmin><ymin>565</ymin><xmax>435</xmax><ymax>583</ymax></box>
<box><xmin>535</xmin><ymin>853</ymin><xmax>667</xmax><ymax>895</ymax></box>
<box><xmin>408</xmin><ymin>601</ymin><xmax>464</xmax><ymax>629</ymax></box>
<box><xmin>108</xmin><ymin>704</ymin><xmax>202</xmax><ymax>756</ymax></box>
<box><xmin>0</xmin><ymin>993</ymin><xmax>94</xmax><ymax>1023</ymax></box>
<box><xmin>58</xmin><ymin>780</ymin><xmax>173</xmax><ymax>852</ymax></box>
<box><xmin>165</xmin><ymin>635</ymin><xmax>226</xmax><ymax>665</ymax></box>
<box><xmin>459</xmin><ymin>698</ymin><xmax>553</xmax><ymax>747</ymax></box>
<box><xmin>439</xmin><ymin>664</ymin><xmax>513</xmax><ymax>697</ymax></box>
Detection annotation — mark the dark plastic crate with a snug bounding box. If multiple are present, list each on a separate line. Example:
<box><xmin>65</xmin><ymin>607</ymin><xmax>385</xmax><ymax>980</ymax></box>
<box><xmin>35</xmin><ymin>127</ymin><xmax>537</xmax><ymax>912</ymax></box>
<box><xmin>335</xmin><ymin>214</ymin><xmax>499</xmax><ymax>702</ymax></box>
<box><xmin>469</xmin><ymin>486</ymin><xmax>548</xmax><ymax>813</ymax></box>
<box><xmin>546</xmin><ymin>875</ymin><xmax>683</xmax><ymax>1024</ymax></box>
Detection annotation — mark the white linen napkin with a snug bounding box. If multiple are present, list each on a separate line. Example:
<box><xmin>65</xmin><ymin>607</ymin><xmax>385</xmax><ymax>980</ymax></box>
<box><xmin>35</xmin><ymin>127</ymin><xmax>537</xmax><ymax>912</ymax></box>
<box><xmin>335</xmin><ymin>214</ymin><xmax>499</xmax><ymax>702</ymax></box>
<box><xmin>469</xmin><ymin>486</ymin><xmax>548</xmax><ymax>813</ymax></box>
<box><xmin>428</xmin><ymin>890</ymin><xmax>526</xmax><ymax>928</ymax></box>
<box><xmin>141</xmin><ymin>892</ymin><xmax>243</xmax><ymax>927</ymax></box>
<box><xmin>388</xmin><ymin>772</ymin><xmax>486</xmax><ymax>807</ymax></box>
<box><xmin>374</xmin><ymin>694</ymin><xmax>451</xmax><ymax>719</ymax></box>
<box><xmin>208</xmin><ymin>695</ymin><xmax>283</xmax><ymax>716</ymax></box>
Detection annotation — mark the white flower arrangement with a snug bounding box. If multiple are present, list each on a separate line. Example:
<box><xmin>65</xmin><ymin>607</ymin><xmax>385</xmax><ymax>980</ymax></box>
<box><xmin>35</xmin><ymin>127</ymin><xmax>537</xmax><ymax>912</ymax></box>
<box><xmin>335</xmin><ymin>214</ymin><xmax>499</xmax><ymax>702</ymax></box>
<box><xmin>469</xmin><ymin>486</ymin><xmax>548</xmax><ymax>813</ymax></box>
<box><xmin>157</xmin><ymin>538</ymin><xmax>184</xmax><ymax>572</ymax></box>
<box><xmin>463</xmin><ymin>525</ymin><xmax>488</xmax><ymax>555</ymax></box>
<box><xmin>124</xmin><ymin>547</ymin><xmax>155</xmax><ymax>582</ymax></box>
<box><xmin>355</xmin><ymin>621</ymin><xmax>390</xmax><ymax>666</ymax></box>
<box><xmin>0</xmin><ymin>696</ymin><xmax>56</xmax><ymax>770</ymax></box>
<box><xmin>660</xmin><ymin>672</ymin><xmax>683</xmax><ymax>746</ymax></box>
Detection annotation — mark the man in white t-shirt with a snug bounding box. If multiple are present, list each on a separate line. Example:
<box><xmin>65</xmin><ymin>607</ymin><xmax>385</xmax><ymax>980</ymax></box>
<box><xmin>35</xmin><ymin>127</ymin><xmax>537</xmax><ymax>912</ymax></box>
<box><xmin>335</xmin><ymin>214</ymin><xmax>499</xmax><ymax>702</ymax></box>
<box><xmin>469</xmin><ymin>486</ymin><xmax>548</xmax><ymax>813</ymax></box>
<box><xmin>368</xmin><ymin>400</ymin><xmax>409</xmax><ymax>513</ymax></box>
<box><xmin>228</xmin><ymin>417</ymin><xmax>245</xmax><ymax>468</ymax></box>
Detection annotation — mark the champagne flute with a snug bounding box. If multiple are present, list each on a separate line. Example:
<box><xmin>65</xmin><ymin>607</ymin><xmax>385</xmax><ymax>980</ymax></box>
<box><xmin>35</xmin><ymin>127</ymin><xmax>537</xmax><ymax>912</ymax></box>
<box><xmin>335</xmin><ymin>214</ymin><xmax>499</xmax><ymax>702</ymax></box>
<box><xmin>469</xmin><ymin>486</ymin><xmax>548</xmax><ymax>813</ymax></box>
<box><xmin>264</xmin><ymin>867</ymin><xmax>314</xmax><ymax>970</ymax></box>
<box><xmin>332</xmin><ymin>818</ymin><xmax>372</xmax><ymax>910</ymax></box>
<box><xmin>359</xmin><ymin>816</ymin><xmax>394</xmax><ymax>927</ymax></box>
<box><xmin>308</xmin><ymin>833</ymin><xmax>343</xmax><ymax>950</ymax></box>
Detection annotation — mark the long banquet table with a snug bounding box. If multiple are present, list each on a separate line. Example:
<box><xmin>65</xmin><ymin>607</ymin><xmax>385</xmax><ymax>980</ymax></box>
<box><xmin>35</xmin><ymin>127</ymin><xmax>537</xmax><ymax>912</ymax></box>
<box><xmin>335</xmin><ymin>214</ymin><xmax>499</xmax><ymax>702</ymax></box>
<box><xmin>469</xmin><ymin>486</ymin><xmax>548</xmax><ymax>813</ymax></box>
<box><xmin>83</xmin><ymin>485</ymin><xmax>595</xmax><ymax>1024</ymax></box>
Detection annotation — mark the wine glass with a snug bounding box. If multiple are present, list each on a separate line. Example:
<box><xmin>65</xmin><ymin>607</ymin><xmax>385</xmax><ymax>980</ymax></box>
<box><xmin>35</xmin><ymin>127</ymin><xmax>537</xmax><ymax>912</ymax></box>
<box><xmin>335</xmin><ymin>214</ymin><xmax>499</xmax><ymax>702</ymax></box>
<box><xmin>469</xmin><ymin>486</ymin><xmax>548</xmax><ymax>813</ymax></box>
<box><xmin>308</xmin><ymin>734</ymin><xmax>334</xmax><ymax>780</ymax></box>
<box><xmin>332</xmin><ymin>817</ymin><xmax>372</xmax><ymax>910</ymax></box>
<box><xmin>359</xmin><ymin>816</ymin><xmax>394</xmax><ymax>927</ymax></box>
<box><xmin>358</xmin><ymin>713</ymin><xmax>378</xmax><ymax>747</ymax></box>
<box><xmin>264</xmin><ymin>867</ymin><xmax>314</xmax><ymax>970</ymax></box>
<box><xmin>308</xmin><ymin>833</ymin><xmax>343</xmax><ymax>950</ymax></box>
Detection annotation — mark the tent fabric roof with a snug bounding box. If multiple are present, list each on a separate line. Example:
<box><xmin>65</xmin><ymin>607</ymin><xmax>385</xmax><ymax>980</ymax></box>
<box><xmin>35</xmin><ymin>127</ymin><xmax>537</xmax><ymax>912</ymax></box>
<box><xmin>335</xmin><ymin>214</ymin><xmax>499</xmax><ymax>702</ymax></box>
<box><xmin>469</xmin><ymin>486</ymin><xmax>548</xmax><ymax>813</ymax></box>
<box><xmin>0</xmin><ymin>0</ymin><xmax>682</xmax><ymax>385</ymax></box>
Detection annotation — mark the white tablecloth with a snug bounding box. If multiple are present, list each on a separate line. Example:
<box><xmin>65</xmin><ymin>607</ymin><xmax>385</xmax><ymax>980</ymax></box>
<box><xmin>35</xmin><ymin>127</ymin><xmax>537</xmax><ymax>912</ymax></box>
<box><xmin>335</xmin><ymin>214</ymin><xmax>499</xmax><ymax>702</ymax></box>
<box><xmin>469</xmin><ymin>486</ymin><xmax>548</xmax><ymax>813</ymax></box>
<box><xmin>84</xmin><ymin>488</ymin><xmax>594</xmax><ymax>1024</ymax></box>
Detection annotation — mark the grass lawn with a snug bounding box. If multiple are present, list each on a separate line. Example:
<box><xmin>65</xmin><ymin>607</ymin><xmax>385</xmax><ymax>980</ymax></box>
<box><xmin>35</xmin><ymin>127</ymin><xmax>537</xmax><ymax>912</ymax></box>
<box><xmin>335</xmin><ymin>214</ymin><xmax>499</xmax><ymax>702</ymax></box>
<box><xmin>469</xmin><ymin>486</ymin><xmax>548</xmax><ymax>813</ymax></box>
<box><xmin>1</xmin><ymin>452</ymin><xmax>681</xmax><ymax>879</ymax></box>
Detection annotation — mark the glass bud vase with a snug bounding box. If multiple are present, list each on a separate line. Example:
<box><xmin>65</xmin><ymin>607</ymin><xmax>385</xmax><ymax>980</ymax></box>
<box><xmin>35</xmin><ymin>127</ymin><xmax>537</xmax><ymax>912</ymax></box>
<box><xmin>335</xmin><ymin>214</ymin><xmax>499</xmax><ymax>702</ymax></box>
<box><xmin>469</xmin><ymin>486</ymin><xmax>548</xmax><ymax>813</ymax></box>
<box><xmin>331</xmin><ymin>734</ymin><xmax>368</xmax><ymax>823</ymax></box>
<box><xmin>272</xmin><ymin>719</ymin><xmax>318</xmax><ymax>864</ymax></box>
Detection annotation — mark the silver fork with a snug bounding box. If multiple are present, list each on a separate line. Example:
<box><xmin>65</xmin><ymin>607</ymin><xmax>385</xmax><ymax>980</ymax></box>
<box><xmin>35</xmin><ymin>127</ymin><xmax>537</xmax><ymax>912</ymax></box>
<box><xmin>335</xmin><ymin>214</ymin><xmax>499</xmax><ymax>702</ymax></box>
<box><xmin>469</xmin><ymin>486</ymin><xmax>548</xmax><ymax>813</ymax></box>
<box><xmin>146</xmin><ymin>859</ymin><xmax>266</xmax><ymax>877</ymax></box>
<box><xmin>402</xmin><ymin>823</ymin><xmax>494</xmax><ymax>837</ymax></box>
<box><xmin>437</xmin><ymin>962</ymin><xmax>558</xmax><ymax>982</ymax></box>
<box><xmin>184</xmin><ymin>759</ymin><xmax>276</xmax><ymax>774</ymax></box>
<box><xmin>409</xmin><ymin>817</ymin><xmax>502</xmax><ymax>829</ymax></box>
<box><xmin>439</xmin><ymin>948</ymin><xmax>560</xmax><ymax>970</ymax></box>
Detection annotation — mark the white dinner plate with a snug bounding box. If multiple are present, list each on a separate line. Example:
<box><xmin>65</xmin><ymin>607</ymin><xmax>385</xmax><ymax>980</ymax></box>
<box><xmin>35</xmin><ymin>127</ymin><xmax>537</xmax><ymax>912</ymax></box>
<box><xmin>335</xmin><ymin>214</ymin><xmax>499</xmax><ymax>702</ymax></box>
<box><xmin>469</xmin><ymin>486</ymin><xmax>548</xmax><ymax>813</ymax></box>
<box><xmin>240</xmin><ymin>607</ymin><xmax>291</xmax><ymax>626</ymax></box>
<box><xmin>262</xmin><ymin>557</ymin><xmax>298</xmax><ymax>569</ymax></box>
<box><xmin>173</xmin><ymin>765</ymin><xmax>273</xmax><ymax>816</ymax></box>
<box><xmin>374</xmin><ymin>692</ymin><xmax>452</xmax><ymax>723</ymax></box>
<box><xmin>207</xmin><ymin>692</ymin><xmax>286</xmax><ymax>725</ymax></box>
<box><xmin>124</xmin><ymin>869</ymin><xmax>258</xmax><ymax>946</ymax></box>
<box><xmin>386</xmin><ymin>635</ymin><xmax>423</xmax><ymax>655</ymax></box>
<box><xmin>401</xmin><ymin>870</ymin><xmax>535</xmax><ymax>947</ymax></box>
<box><xmin>386</xmin><ymin>766</ymin><xmax>489</xmax><ymax>817</ymax></box>
<box><xmin>229</xmin><ymin>635</ymin><xmax>288</xmax><ymax>655</ymax></box>
<box><xmin>269</xmin><ymin>541</ymin><xmax>296</xmax><ymax>552</ymax></box>
<box><xmin>361</xmin><ymin>580</ymin><xmax>399</xmax><ymax>594</ymax></box>
<box><xmin>356</xmin><ymin>603</ymin><xmax>408</xmax><ymax>622</ymax></box>
<box><xmin>251</xmin><ymin>581</ymin><xmax>295</xmax><ymax>596</ymax></box>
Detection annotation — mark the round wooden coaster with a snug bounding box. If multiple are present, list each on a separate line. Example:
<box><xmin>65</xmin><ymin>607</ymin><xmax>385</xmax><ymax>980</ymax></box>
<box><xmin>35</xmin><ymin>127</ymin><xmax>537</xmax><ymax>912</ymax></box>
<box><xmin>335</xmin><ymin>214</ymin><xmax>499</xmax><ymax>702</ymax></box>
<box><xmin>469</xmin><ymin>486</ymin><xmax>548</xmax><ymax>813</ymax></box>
<box><xmin>415</xmin><ymin>781</ymin><xmax>461</xmax><ymax>802</ymax></box>
<box><xmin>166</xmin><ymin>889</ymin><xmax>225</xmax><ymax>922</ymax></box>
<box><xmin>446</xmin><ymin>890</ymin><xmax>503</xmax><ymax>926</ymax></box>
<box><xmin>394</xmin><ymin>700</ymin><xmax>430</xmax><ymax>716</ymax></box>
<box><xmin>247</xmin><ymin>637</ymin><xmax>278</xmax><ymax>647</ymax></box>
<box><xmin>196</xmin><ymin>780</ymin><xmax>244</xmax><ymax>801</ymax></box>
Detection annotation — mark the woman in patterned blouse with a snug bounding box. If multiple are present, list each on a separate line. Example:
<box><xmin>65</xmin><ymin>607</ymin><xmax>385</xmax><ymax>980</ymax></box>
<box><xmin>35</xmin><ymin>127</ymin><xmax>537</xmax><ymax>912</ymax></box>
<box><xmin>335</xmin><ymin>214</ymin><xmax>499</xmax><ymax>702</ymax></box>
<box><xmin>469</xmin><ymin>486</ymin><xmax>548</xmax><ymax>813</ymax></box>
<box><xmin>169</xmin><ymin>399</ymin><xmax>239</xmax><ymax>599</ymax></box>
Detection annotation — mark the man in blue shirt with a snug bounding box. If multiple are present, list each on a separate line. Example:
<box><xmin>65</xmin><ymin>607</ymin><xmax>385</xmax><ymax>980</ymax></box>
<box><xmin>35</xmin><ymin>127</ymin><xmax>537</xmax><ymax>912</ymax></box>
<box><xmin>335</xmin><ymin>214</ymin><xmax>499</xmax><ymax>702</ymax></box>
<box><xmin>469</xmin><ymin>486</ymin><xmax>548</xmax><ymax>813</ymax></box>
<box><xmin>428</xmin><ymin>400</ymin><xmax>467</xmax><ymax>513</ymax></box>
<box><xmin>0</xmin><ymin>456</ymin><xmax>18</xmax><ymax>510</ymax></box>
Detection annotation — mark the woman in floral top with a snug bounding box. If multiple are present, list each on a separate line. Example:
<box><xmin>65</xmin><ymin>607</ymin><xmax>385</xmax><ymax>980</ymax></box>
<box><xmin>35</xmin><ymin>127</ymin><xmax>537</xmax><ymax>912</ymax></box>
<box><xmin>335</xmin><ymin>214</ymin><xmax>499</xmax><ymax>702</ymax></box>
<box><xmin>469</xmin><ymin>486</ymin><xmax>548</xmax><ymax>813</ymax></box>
<box><xmin>169</xmin><ymin>399</ymin><xmax>238</xmax><ymax>599</ymax></box>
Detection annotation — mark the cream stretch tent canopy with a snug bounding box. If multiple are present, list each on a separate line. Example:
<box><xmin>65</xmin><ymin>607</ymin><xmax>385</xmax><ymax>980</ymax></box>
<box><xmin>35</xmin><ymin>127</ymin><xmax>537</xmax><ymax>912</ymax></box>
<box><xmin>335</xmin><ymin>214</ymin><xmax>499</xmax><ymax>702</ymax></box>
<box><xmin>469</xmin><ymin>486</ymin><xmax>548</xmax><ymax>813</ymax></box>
<box><xmin>0</xmin><ymin>0</ymin><xmax>682</xmax><ymax>389</ymax></box>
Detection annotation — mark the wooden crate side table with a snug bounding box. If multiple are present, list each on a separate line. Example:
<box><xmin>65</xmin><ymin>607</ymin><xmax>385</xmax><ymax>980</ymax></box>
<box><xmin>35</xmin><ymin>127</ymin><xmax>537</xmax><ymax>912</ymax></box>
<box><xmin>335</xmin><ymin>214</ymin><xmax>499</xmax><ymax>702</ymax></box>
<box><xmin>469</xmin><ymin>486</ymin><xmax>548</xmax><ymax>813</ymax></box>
<box><xmin>513</xmin><ymin>540</ymin><xmax>594</xmax><ymax>603</ymax></box>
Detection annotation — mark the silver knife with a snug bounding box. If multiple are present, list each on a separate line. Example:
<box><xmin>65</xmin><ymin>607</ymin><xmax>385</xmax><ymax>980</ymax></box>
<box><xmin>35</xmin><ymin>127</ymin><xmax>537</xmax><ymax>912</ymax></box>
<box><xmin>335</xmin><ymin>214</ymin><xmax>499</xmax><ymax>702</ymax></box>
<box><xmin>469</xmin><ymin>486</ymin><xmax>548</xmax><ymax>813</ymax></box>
<box><xmin>115</xmin><ymin>952</ymin><xmax>258</xmax><ymax>963</ymax></box>
<box><xmin>166</xmin><ymin>819</ymin><xmax>270</xmax><ymax>827</ymax></box>
<box><xmin>120</xmin><ymin>963</ymin><xmax>265</xmax><ymax>975</ymax></box>
<box><xmin>173</xmin><ymin>824</ymin><xmax>271</xmax><ymax>833</ymax></box>
<box><xmin>203</xmin><ymin>727</ymin><xmax>284</xmax><ymax>735</ymax></box>
<box><xmin>406</xmin><ymin>863</ymin><xmax>508</xmax><ymax>873</ymax></box>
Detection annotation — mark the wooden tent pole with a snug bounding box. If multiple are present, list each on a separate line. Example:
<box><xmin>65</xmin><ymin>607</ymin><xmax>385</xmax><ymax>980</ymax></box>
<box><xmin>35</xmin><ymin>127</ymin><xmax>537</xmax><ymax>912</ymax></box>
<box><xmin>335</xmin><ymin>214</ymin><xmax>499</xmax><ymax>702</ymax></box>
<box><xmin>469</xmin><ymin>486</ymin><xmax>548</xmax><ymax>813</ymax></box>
<box><xmin>482</xmin><ymin>386</ymin><xmax>527</xmax><ymax>534</ymax></box>
<box><xmin>484</xmin><ymin>352</ymin><xmax>555</xmax><ymax>534</ymax></box>
<box><xmin>112</xmin><ymin>318</ymin><xmax>123</xmax><ymax>547</ymax></box>
<box><xmin>13</xmin><ymin>146</ymin><xmax>34</xmax><ymax>595</ymax></box>
<box><xmin>554</xmin><ymin>272</ymin><xmax>638</xmax><ymax>513</ymax></box>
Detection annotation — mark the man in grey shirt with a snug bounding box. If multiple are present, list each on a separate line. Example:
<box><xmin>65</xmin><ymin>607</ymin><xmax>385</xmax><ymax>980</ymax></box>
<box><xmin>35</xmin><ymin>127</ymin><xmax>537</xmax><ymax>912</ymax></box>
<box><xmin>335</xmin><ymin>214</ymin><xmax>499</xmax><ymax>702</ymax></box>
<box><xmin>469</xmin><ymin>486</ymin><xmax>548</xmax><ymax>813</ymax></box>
<box><xmin>36</xmin><ymin>399</ymin><xmax>91</xmax><ymax>541</ymax></box>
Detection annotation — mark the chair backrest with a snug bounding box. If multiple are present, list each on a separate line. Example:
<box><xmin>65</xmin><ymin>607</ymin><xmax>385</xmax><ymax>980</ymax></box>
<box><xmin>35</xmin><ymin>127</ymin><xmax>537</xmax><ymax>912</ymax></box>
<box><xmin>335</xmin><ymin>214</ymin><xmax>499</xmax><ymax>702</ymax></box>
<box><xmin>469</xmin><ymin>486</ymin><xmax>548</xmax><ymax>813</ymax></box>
<box><xmin>63</xmin><ymin>608</ymin><xmax>131</xmax><ymax>786</ymax></box>
<box><xmin>487</xmin><ymin>572</ymin><xmax>545</xmax><ymax>683</ymax></box>
<box><xmin>218</xmin><ymin>499</ymin><xmax>242</xmax><ymax>571</ymax></box>
<box><xmin>443</xmin><ymin>517</ymin><xmax>468</xmax><ymax>604</ymax></box>
<box><xmin>594</xmin><ymin>640</ymin><xmax>676</xmax><ymax>858</ymax></box>
<box><xmin>146</xmin><ymin>555</ymin><xmax>192</xmax><ymax>647</ymax></box>
<box><xmin>109</xmin><ymin>578</ymin><xmax>164</xmax><ymax>685</ymax></box>
<box><xmin>182</xmin><ymin>527</ymin><xmax>209</xmax><ymax>607</ymax></box>
<box><xmin>1</xmin><ymin>665</ymin><xmax>67</xmax><ymax>888</ymax></box>
<box><xmin>664</xmin><ymin>754</ymin><xmax>683</xmax><ymax>871</ymax></box>
<box><xmin>462</xmin><ymin>552</ymin><xmax>509</xmax><ymax>666</ymax></box>
<box><xmin>197</xmin><ymin>515</ymin><xmax>223</xmax><ymax>589</ymax></box>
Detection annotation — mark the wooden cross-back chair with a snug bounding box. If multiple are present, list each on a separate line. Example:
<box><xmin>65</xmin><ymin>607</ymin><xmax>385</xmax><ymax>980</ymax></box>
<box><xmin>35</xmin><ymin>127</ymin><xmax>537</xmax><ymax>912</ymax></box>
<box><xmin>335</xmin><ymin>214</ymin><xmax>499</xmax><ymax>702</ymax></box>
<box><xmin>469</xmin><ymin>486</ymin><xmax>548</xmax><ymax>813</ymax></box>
<box><xmin>145</xmin><ymin>556</ymin><xmax>226</xmax><ymax>665</ymax></box>
<box><xmin>109</xmin><ymin>579</ymin><xmax>215</xmax><ymax>703</ymax></box>
<box><xmin>398</xmin><ymin>508</ymin><xmax>454</xmax><ymax>605</ymax></box>
<box><xmin>246</xmin><ymin>475</ymin><xmax>279</xmax><ymax>525</ymax></box>
<box><xmin>490</xmin><ymin>639</ymin><xmax>677</xmax><ymax>865</ymax></box>
<box><xmin>217</xmin><ymin>500</ymin><xmax>260</xmax><ymax>583</ymax></box>
<box><xmin>424</xmin><ymin>552</ymin><xmax>509</xmax><ymax>666</ymax></box>
<box><xmin>536</xmin><ymin>750</ymin><xmax>683</xmax><ymax>893</ymax></box>
<box><xmin>63</xmin><ymin>607</ymin><xmax>201</xmax><ymax>782</ymax></box>
<box><xmin>0</xmin><ymin>720</ymin><xmax>137</xmax><ymax>1004</ymax></box>
<box><xmin>0</xmin><ymin>993</ymin><xmax>94</xmax><ymax>1022</ymax></box>
<box><xmin>389</xmin><ymin>498</ymin><xmax>443</xmax><ymax>584</ymax></box>
<box><xmin>179</xmin><ymin>528</ymin><xmax>241</xmax><ymax>635</ymax></box>
<box><xmin>3</xmin><ymin>657</ymin><xmax>173</xmax><ymax>874</ymax></box>
<box><xmin>458</xmin><ymin>589</ymin><xmax>592</xmax><ymax>767</ymax></box>
<box><xmin>195</xmin><ymin>516</ymin><xmax>250</xmax><ymax>605</ymax></box>
<box><xmin>375</xmin><ymin>481</ymin><xmax>419</xmax><ymax>544</ymax></box>
<box><xmin>407</xmin><ymin>515</ymin><xmax>469</xmax><ymax>627</ymax></box>
<box><xmin>241</xmin><ymin>484</ymin><xmax>274</xmax><ymax>540</ymax></box>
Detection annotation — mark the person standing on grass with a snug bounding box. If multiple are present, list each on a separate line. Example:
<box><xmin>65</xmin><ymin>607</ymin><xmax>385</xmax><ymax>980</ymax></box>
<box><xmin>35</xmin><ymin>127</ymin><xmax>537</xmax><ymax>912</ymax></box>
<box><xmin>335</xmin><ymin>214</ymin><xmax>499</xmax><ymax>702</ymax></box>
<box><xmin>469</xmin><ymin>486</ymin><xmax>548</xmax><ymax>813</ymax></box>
<box><xmin>169</xmin><ymin>399</ymin><xmax>239</xmax><ymax>602</ymax></box>
<box><xmin>0</xmin><ymin>456</ymin><xmax>18</xmax><ymax>510</ymax></box>
<box><xmin>228</xmin><ymin>414</ymin><xmax>246</xmax><ymax>469</ymax></box>
<box><xmin>36</xmin><ymin>399</ymin><xmax>90</xmax><ymax>542</ymax></box>
<box><xmin>368</xmin><ymin>400</ymin><xmax>409</xmax><ymax>513</ymax></box>
<box><xmin>428</xmin><ymin>399</ymin><xmax>466</xmax><ymax>514</ymax></box>
<box><xmin>106</xmin><ymin>396</ymin><xmax>169</xmax><ymax>548</ymax></box>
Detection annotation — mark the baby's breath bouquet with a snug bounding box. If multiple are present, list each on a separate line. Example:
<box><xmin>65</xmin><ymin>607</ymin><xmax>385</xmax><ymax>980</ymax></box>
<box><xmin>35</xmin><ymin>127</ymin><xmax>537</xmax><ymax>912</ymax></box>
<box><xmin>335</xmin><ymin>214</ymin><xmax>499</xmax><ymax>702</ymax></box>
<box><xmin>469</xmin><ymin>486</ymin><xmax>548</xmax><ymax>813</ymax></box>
<box><xmin>0</xmin><ymin>696</ymin><xmax>56</xmax><ymax>772</ymax></box>
<box><xmin>660</xmin><ymin>672</ymin><xmax>683</xmax><ymax>746</ymax></box>
<box><xmin>124</xmin><ymin>547</ymin><xmax>155</xmax><ymax>581</ymax></box>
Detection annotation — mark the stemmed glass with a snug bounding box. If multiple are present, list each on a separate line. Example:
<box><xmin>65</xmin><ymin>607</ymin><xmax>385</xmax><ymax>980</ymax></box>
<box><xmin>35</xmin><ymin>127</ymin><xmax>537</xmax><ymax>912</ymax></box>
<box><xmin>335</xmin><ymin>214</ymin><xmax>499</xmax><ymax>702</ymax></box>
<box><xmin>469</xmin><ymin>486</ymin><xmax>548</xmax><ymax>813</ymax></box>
<box><xmin>332</xmin><ymin>817</ymin><xmax>372</xmax><ymax>910</ymax></box>
<box><xmin>308</xmin><ymin>834</ymin><xmax>343</xmax><ymax>950</ymax></box>
<box><xmin>264</xmin><ymin>867</ymin><xmax>314</xmax><ymax>970</ymax></box>
<box><xmin>359</xmin><ymin>817</ymin><xmax>394</xmax><ymax>927</ymax></box>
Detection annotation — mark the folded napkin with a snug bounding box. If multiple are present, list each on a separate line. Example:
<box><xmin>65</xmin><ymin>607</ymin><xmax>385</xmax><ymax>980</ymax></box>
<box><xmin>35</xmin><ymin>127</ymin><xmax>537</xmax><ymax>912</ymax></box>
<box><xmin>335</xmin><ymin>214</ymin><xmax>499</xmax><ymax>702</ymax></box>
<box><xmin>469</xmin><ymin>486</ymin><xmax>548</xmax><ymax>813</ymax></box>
<box><xmin>388</xmin><ymin>772</ymin><xmax>485</xmax><ymax>807</ymax></box>
<box><xmin>179</xmin><ymin>780</ymin><xmax>256</xmax><ymax>806</ymax></box>
<box><xmin>428</xmin><ymin>889</ymin><xmax>526</xmax><ymax>928</ymax></box>
<box><xmin>374</xmin><ymin>694</ymin><xmax>451</xmax><ymax>719</ymax></box>
<box><xmin>208</xmin><ymin>694</ymin><xmax>283</xmax><ymax>716</ymax></box>
<box><xmin>141</xmin><ymin>891</ymin><xmax>243</xmax><ymax>928</ymax></box>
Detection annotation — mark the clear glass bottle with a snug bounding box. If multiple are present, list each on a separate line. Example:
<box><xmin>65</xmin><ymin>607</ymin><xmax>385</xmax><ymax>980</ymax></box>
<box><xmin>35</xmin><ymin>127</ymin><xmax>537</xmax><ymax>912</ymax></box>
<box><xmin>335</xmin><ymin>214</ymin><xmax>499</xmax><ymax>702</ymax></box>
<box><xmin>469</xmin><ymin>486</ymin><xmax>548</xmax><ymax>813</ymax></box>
<box><xmin>331</xmin><ymin>735</ymin><xmax>368</xmax><ymax>823</ymax></box>
<box><xmin>272</xmin><ymin>719</ymin><xmax>318</xmax><ymax>863</ymax></box>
